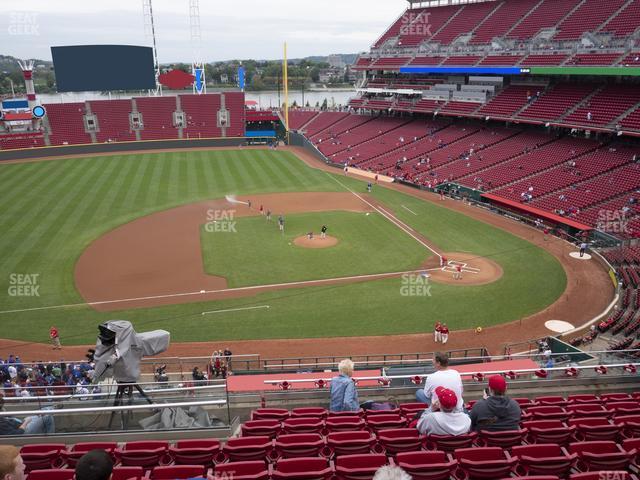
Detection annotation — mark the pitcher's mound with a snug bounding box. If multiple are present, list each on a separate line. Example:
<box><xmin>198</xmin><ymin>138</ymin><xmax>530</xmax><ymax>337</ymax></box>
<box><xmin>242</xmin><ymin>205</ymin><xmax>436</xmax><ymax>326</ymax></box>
<box><xmin>293</xmin><ymin>235</ymin><xmax>339</xmax><ymax>249</ymax></box>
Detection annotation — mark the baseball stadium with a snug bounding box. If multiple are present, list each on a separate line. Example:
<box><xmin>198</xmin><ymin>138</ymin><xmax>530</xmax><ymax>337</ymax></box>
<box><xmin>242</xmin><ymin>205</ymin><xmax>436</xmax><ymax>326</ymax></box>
<box><xmin>0</xmin><ymin>0</ymin><xmax>639</xmax><ymax>478</ymax></box>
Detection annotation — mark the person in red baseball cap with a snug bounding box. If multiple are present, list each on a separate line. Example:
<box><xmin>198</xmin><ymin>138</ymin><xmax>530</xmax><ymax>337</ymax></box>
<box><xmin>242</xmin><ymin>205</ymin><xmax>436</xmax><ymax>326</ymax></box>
<box><xmin>469</xmin><ymin>374</ymin><xmax>521</xmax><ymax>432</ymax></box>
<box><xmin>416</xmin><ymin>386</ymin><xmax>471</xmax><ymax>435</ymax></box>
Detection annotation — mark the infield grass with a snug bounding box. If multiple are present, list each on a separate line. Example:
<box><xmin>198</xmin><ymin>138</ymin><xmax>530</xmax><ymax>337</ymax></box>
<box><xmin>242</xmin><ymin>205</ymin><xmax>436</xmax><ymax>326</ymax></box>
<box><xmin>0</xmin><ymin>148</ymin><xmax>567</xmax><ymax>345</ymax></box>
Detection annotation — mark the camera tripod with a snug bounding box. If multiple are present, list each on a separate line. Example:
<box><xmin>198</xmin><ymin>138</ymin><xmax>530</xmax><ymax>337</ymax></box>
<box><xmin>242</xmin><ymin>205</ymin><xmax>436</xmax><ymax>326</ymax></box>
<box><xmin>108</xmin><ymin>382</ymin><xmax>154</xmax><ymax>430</ymax></box>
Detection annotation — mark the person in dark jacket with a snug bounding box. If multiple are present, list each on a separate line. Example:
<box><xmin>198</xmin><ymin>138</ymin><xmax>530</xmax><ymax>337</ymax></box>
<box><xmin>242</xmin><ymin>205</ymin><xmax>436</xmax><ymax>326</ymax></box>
<box><xmin>470</xmin><ymin>375</ymin><xmax>521</xmax><ymax>431</ymax></box>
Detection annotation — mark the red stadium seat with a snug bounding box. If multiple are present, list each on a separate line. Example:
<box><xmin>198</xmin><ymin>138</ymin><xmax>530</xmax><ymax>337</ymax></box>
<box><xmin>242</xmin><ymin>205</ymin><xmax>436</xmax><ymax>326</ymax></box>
<box><xmin>622</xmin><ymin>437</ymin><xmax>640</xmax><ymax>469</ymax></box>
<box><xmin>325</xmin><ymin>431</ymin><xmax>376</xmax><ymax>458</ymax></box>
<box><xmin>396</xmin><ymin>450</ymin><xmax>458</xmax><ymax>480</ymax></box>
<box><xmin>328</xmin><ymin>409</ymin><xmax>364</xmax><ymax>417</ymax></box>
<box><xmin>20</xmin><ymin>444</ymin><xmax>66</xmax><ymax>472</ymax></box>
<box><xmin>365</xmin><ymin>413</ymin><xmax>407</xmax><ymax>432</ymax></box>
<box><xmin>334</xmin><ymin>453</ymin><xmax>389</xmax><ymax>480</ymax></box>
<box><xmin>601</xmin><ymin>393</ymin><xmax>633</xmax><ymax>402</ymax></box>
<box><xmin>150</xmin><ymin>465</ymin><xmax>206</xmax><ymax>480</ymax></box>
<box><xmin>377</xmin><ymin>428</ymin><xmax>425</xmax><ymax>456</ymax></box>
<box><xmin>273</xmin><ymin>433</ymin><xmax>324</xmax><ymax>459</ymax></box>
<box><xmin>325</xmin><ymin>415</ymin><xmax>366</xmax><ymax>433</ymax></box>
<box><xmin>400</xmin><ymin>403</ymin><xmax>428</xmax><ymax>417</ymax></box>
<box><xmin>512</xmin><ymin>444</ymin><xmax>577</xmax><ymax>477</ymax></box>
<box><xmin>290</xmin><ymin>407</ymin><xmax>327</xmax><ymax>419</ymax></box>
<box><xmin>365</xmin><ymin>408</ymin><xmax>401</xmax><ymax>417</ymax></box>
<box><xmin>535</xmin><ymin>396</ymin><xmax>568</xmax><ymax>407</ymax></box>
<box><xmin>568</xmin><ymin>395</ymin><xmax>601</xmax><ymax>405</ymax></box>
<box><xmin>425</xmin><ymin>432</ymin><xmax>478</xmax><ymax>452</ymax></box>
<box><xmin>569</xmin><ymin>441</ymin><xmax>634</xmax><ymax>472</ymax></box>
<box><xmin>27</xmin><ymin>469</ymin><xmax>75</xmax><ymax>480</ymax></box>
<box><xmin>527</xmin><ymin>406</ymin><xmax>569</xmax><ymax>421</ymax></box>
<box><xmin>523</xmin><ymin>420</ymin><xmax>575</xmax><ymax>445</ymax></box>
<box><xmin>214</xmin><ymin>461</ymin><xmax>271</xmax><ymax>480</ymax></box>
<box><xmin>168</xmin><ymin>439</ymin><xmax>221</xmax><ymax>466</ymax></box>
<box><xmin>241</xmin><ymin>420</ymin><xmax>282</xmax><ymax>438</ymax></box>
<box><xmin>251</xmin><ymin>408</ymin><xmax>290</xmax><ymax>421</ymax></box>
<box><xmin>567</xmin><ymin>404</ymin><xmax>613</xmax><ymax>419</ymax></box>
<box><xmin>221</xmin><ymin>436</ymin><xmax>274</xmax><ymax>463</ymax></box>
<box><xmin>608</xmin><ymin>401</ymin><xmax>640</xmax><ymax>416</ymax></box>
<box><xmin>454</xmin><ymin>447</ymin><xmax>517</xmax><ymax>479</ymax></box>
<box><xmin>477</xmin><ymin>429</ymin><xmax>527</xmax><ymax>449</ymax></box>
<box><xmin>570</xmin><ymin>473</ymin><xmax>633</xmax><ymax>480</ymax></box>
<box><xmin>615</xmin><ymin>414</ymin><xmax>640</xmax><ymax>438</ymax></box>
<box><xmin>282</xmin><ymin>417</ymin><xmax>324</xmax><ymax>435</ymax></box>
<box><xmin>115</xmin><ymin>441</ymin><xmax>170</xmax><ymax>469</ymax></box>
<box><xmin>111</xmin><ymin>466</ymin><xmax>146</xmax><ymax>480</ymax></box>
<box><xmin>61</xmin><ymin>442</ymin><xmax>117</xmax><ymax>468</ymax></box>
<box><xmin>568</xmin><ymin>417</ymin><xmax>621</xmax><ymax>441</ymax></box>
<box><xmin>271</xmin><ymin>457</ymin><xmax>333</xmax><ymax>480</ymax></box>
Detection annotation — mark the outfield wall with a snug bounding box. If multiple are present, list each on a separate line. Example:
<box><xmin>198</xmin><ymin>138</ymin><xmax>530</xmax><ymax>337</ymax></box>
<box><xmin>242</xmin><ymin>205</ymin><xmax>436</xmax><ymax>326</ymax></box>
<box><xmin>0</xmin><ymin>137</ymin><xmax>256</xmax><ymax>162</ymax></box>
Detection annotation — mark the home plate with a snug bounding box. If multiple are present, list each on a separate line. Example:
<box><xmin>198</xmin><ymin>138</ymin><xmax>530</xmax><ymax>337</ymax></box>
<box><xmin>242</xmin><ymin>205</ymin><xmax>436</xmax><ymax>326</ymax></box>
<box><xmin>545</xmin><ymin>320</ymin><xmax>575</xmax><ymax>333</ymax></box>
<box><xmin>569</xmin><ymin>252</ymin><xmax>592</xmax><ymax>260</ymax></box>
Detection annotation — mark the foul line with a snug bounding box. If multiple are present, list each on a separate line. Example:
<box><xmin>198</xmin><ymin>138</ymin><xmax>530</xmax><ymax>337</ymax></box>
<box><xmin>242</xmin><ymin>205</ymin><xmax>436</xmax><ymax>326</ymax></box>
<box><xmin>0</xmin><ymin>268</ymin><xmax>443</xmax><ymax>315</ymax></box>
<box><xmin>202</xmin><ymin>305</ymin><xmax>270</xmax><ymax>315</ymax></box>
<box><xmin>325</xmin><ymin>173</ymin><xmax>441</xmax><ymax>258</ymax></box>
<box><xmin>402</xmin><ymin>205</ymin><xmax>418</xmax><ymax>216</ymax></box>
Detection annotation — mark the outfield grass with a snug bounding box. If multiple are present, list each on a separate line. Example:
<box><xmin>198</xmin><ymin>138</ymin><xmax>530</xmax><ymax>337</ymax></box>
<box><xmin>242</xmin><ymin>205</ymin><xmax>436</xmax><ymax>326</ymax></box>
<box><xmin>201</xmin><ymin>211</ymin><xmax>430</xmax><ymax>286</ymax></box>
<box><xmin>0</xmin><ymin>149</ymin><xmax>567</xmax><ymax>345</ymax></box>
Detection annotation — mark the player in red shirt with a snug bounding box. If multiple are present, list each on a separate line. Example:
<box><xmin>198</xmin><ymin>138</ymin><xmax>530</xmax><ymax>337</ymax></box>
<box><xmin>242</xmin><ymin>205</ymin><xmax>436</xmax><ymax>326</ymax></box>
<box><xmin>434</xmin><ymin>322</ymin><xmax>442</xmax><ymax>343</ymax></box>
<box><xmin>50</xmin><ymin>326</ymin><xmax>61</xmax><ymax>350</ymax></box>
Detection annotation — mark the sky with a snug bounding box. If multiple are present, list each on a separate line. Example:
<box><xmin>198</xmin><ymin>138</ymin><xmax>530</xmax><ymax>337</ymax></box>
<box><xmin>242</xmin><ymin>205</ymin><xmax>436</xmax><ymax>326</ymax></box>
<box><xmin>0</xmin><ymin>0</ymin><xmax>406</xmax><ymax>63</ymax></box>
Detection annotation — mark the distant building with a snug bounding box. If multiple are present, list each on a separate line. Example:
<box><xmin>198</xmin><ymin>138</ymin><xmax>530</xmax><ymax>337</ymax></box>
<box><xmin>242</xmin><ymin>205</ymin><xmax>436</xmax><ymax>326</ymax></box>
<box><xmin>318</xmin><ymin>67</ymin><xmax>342</xmax><ymax>83</ymax></box>
<box><xmin>328</xmin><ymin>54</ymin><xmax>345</xmax><ymax>68</ymax></box>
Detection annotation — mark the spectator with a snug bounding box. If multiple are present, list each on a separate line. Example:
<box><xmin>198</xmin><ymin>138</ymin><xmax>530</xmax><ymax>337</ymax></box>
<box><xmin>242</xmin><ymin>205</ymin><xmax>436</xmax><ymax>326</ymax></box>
<box><xmin>223</xmin><ymin>348</ymin><xmax>233</xmax><ymax>368</ymax></box>
<box><xmin>416</xmin><ymin>386</ymin><xmax>471</xmax><ymax>435</ymax></box>
<box><xmin>0</xmin><ymin>445</ymin><xmax>26</xmax><ymax>480</ymax></box>
<box><xmin>416</xmin><ymin>352</ymin><xmax>464</xmax><ymax>411</ymax></box>
<box><xmin>470</xmin><ymin>375</ymin><xmax>521</xmax><ymax>431</ymax></box>
<box><xmin>373</xmin><ymin>465</ymin><xmax>412</xmax><ymax>480</ymax></box>
<box><xmin>0</xmin><ymin>395</ymin><xmax>56</xmax><ymax>435</ymax></box>
<box><xmin>75</xmin><ymin>449</ymin><xmax>113</xmax><ymax>480</ymax></box>
<box><xmin>330</xmin><ymin>359</ymin><xmax>359</xmax><ymax>412</ymax></box>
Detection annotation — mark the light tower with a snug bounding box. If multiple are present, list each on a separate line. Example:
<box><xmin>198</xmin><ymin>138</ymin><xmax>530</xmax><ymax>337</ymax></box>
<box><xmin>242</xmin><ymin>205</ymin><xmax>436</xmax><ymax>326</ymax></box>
<box><xmin>17</xmin><ymin>60</ymin><xmax>37</xmax><ymax>109</ymax></box>
<box><xmin>142</xmin><ymin>0</ymin><xmax>162</xmax><ymax>94</ymax></box>
<box><xmin>190</xmin><ymin>0</ymin><xmax>206</xmax><ymax>94</ymax></box>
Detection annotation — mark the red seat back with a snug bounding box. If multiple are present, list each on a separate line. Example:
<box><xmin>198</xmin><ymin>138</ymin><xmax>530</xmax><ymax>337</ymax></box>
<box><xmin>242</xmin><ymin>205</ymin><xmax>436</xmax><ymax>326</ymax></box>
<box><xmin>168</xmin><ymin>439</ymin><xmax>221</xmax><ymax>466</ymax></box>
<box><xmin>252</xmin><ymin>408</ymin><xmax>290</xmax><ymax>421</ymax></box>
<box><xmin>20</xmin><ymin>444</ymin><xmax>66</xmax><ymax>471</ymax></box>
<box><xmin>335</xmin><ymin>453</ymin><xmax>388</xmax><ymax>479</ymax></box>
<box><xmin>241</xmin><ymin>420</ymin><xmax>282</xmax><ymax>438</ymax></box>
<box><xmin>272</xmin><ymin>457</ymin><xmax>333</xmax><ymax>480</ymax></box>
<box><xmin>151</xmin><ymin>465</ymin><xmax>206</xmax><ymax>480</ymax></box>
<box><xmin>27</xmin><ymin>469</ymin><xmax>75</xmax><ymax>480</ymax></box>
<box><xmin>396</xmin><ymin>451</ymin><xmax>458</xmax><ymax>480</ymax></box>
<box><xmin>274</xmin><ymin>433</ymin><xmax>325</xmax><ymax>459</ymax></box>
<box><xmin>214</xmin><ymin>461</ymin><xmax>270</xmax><ymax>480</ymax></box>
<box><xmin>426</xmin><ymin>432</ymin><xmax>477</xmax><ymax>452</ymax></box>
<box><xmin>112</xmin><ymin>466</ymin><xmax>145</xmax><ymax>480</ymax></box>
<box><xmin>223</xmin><ymin>436</ymin><xmax>273</xmax><ymax>462</ymax></box>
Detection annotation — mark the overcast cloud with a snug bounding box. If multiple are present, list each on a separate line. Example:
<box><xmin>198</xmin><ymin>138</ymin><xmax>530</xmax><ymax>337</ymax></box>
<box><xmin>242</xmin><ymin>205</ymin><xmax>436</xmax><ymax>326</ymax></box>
<box><xmin>0</xmin><ymin>0</ymin><xmax>405</xmax><ymax>62</ymax></box>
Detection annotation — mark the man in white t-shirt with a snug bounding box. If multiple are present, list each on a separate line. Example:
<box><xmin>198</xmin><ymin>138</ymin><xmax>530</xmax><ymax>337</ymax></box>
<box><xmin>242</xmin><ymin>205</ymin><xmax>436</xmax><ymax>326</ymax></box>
<box><xmin>416</xmin><ymin>352</ymin><xmax>464</xmax><ymax>412</ymax></box>
<box><xmin>416</xmin><ymin>386</ymin><xmax>471</xmax><ymax>435</ymax></box>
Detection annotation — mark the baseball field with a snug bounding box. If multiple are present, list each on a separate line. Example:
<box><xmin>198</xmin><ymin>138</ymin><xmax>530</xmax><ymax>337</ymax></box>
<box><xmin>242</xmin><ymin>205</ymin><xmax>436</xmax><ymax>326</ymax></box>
<box><xmin>0</xmin><ymin>147</ymin><xmax>573</xmax><ymax>347</ymax></box>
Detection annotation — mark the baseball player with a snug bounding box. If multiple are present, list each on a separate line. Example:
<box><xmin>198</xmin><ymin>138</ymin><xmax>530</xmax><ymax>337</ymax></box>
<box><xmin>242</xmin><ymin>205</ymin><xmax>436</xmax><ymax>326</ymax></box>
<box><xmin>434</xmin><ymin>321</ymin><xmax>442</xmax><ymax>343</ymax></box>
<box><xmin>307</xmin><ymin>231</ymin><xmax>314</xmax><ymax>240</ymax></box>
<box><xmin>367</xmin><ymin>182</ymin><xmax>372</xmax><ymax>193</ymax></box>
<box><xmin>580</xmin><ymin>242</ymin><xmax>588</xmax><ymax>257</ymax></box>
<box><xmin>266</xmin><ymin>210</ymin><xmax>272</xmax><ymax>221</ymax></box>
<box><xmin>278</xmin><ymin>215</ymin><xmax>284</xmax><ymax>232</ymax></box>
<box><xmin>247</xmin><ymin>199</ymin><xmax>252</xmax><ymax>209</ymax></box>
<box><xmin>440</xmin><ymin>256</ymin><xmax>448</xmax><ymax>268</ymax></box>
<box><xmin>260</xmin><ymin>204</ymin><xmax>264</xmax><ymax>215</ymax></box>
<box><xmin>543</xmin><ymin>227</ymin><xmax>550</xmax><ymax>241</ymax></box>
<box><xmin>321</xmin><ymin>225</ymin><xmax>328</xmax><ymax>239</ymax></box>
<box><xmin>440</xmin><ymin>324</ymin><xmax>450</xmax><ymax>344</ymax></box>
<box><xmin>453</xmin><ymin>264</ymin><xmax>462</xmax><ymax>280</ymax></box>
